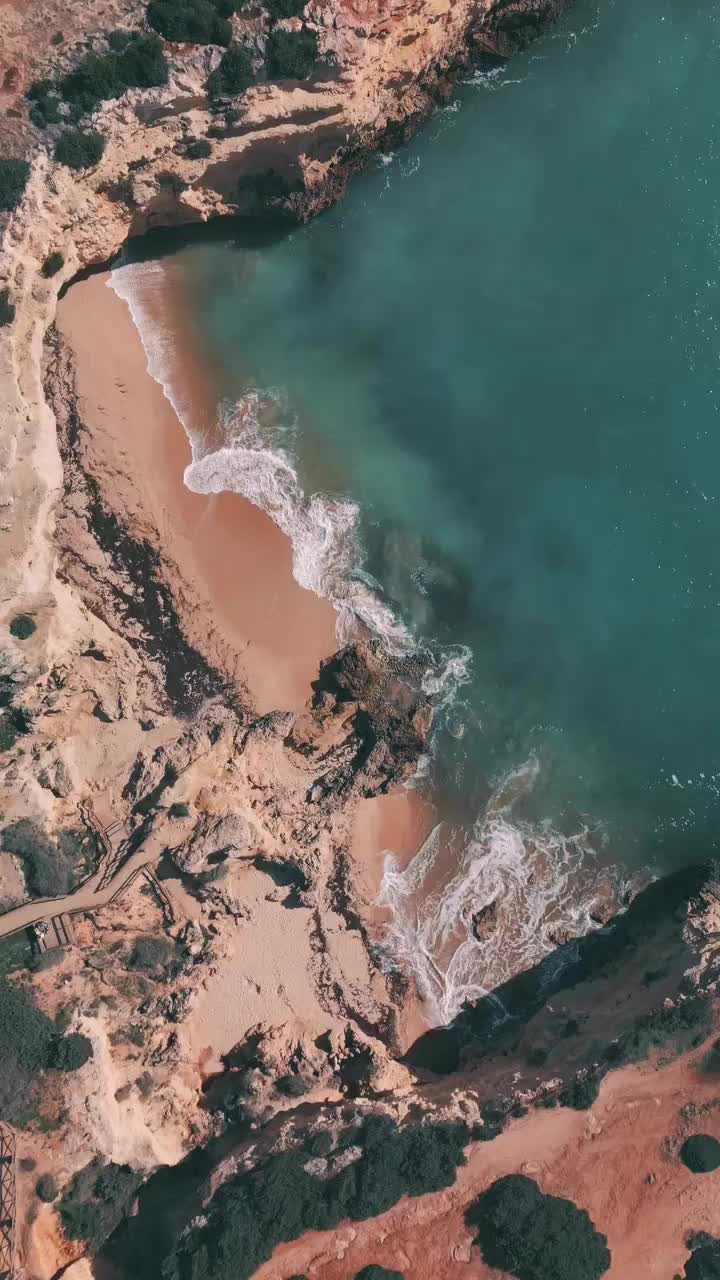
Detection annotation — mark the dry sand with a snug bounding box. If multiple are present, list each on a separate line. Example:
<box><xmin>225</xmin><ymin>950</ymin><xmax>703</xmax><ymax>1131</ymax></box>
<box><xmin>56</xmin><ymin>274</ymin><xmax>338</xmax><ymax>715</ymax></box>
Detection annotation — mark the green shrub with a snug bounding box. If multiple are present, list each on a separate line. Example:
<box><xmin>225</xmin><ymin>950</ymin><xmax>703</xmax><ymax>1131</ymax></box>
<box><xmin>59</xmin><ymin>1159</ymin><xmax>141</xmax><ymax>1248</ymax></box>
<box><xmin>0</xmin><ymin>705</ymin><xmax>33</xmax><ymax>753</ymax></box>
<box><xmin>185</xmin><ymin>139</ymin><xmax>212</xmax><ymax>160</ymax></box>
<box><xmin>265</xmin><ymin>27</ymin><xmax>318</xmax><ymax>79</ymax></box>
<box><xmin>207</xmin><ymin>44</ymin><xmax>254</xmax><ymax>98</ymax></box>
<box><xmin>0</xmin><ymin>288</ymin><xmax>15</xmax><ymax>328</ymax></box>
<box><xmin>0</xmin><ymin>158</ymin><xmax>30</xmax><ymax>212</ymax></box>
<box><xmin>129</xmin><ymin>934</ymin><xmax>176</xmax><ymax>974</ymax></box>
<box><xmin>265</xmin><ymin>0</ymin><xmax>306</xmax><ymax>15</ymax></box>
<box><xmin>157</xmin><ymin>170</ymin><xmax>186</xmax><ymax>195</ymax></box>
<box><xmin>558</xmin><ymin>1074</ymin><xmax>600</xmax><ymax>1111</ymax></box>
<box><xmin>466</xmin><ymin>1175</ymin><xmax>611</xmax><ymax>1280</ymax></box>
<box><xmin>147</xmin><ymin>0</ymin><xmax>232</xmax><ymax>46</ymax></box>
<box><xmin>41</xmin><ymin>252</ymin><xmax>65</xmax><ymax>279</ymax></box>
<box><xmin>162</xmin><ymin>1117</ymin><xmax>467</xmax><ymax>1280</ymax></box>
<box><xmin>52</xmin><ymin>1032</ymin><xmax>93</xmax><ymax>1072</ymax></box>
<box><xmin>355</xmin><ymin>1269</ymin><xmax>405</xmax><ymax>1279</ymax></box>
<box><xmin>0</xmin><ymin>979</ymin><xmax>55</xmax><ymax>1125</ymax></box>
<box><xmin>169</xmin><ymin>801</ymin><xmax>191</xmax><ymax>817</ymax></box>
<box><xmin>54</xmin><ymin>129</ymin><xmax>105</xmax><ymax>171</ymax></box>
<box><xmin>685</xmin><ymin>1234</ymin><xmax>720</xmax><ymax>1280</ymax></box>
<box><xmin>680</xmin><ymin>1135</ymin><xmax>720</xmax><ymax>1174</ymax></box>
<box><xmin>1</xmin><ymin>820</ymin><xmax>88</xmax><ymax>898</ymax></box>
<box><xmin>36</xmin><ymin>1173</ymin><xmax>58</xmax><ymax>1202</ymax></box>
<box><xmin>58</xmin><ymin>34</ymin><xmax>168</xmax><ymax>113</ymax></box>
<box><xmin>9</xmin><ymin>614</ymin><xmax>35</xmax><ymax>639</ymax></box>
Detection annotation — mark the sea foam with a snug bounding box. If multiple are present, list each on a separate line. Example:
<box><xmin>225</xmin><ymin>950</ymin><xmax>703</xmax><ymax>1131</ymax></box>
<box><xmin>110</xmin><ymin>257</ymin><xmax>616</xmax><ymax>1032</ymax></box>
<box><xmin>379</xmin><ymin>755</ymin><xmax>627</xmax><ymax>1026</ymax></box>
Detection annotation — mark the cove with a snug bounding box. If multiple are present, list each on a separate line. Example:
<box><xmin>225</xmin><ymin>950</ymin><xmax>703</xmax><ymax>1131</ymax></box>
<box><xmin>121</xmin><ymin>0</ymin><xmax>720</xmax><ymax>1017</ymax></box>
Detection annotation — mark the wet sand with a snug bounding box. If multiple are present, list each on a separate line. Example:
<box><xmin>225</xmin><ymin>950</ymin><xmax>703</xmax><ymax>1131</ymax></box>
<box><xmin>57</xmin><ymin>273</ymin><xmax>338</xmax><ymax>715</ymax></box>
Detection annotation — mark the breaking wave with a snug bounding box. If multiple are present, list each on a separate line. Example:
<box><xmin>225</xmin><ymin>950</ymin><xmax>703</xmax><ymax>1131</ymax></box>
<box><xmin>110</xmin><ymin>257</ymin><xmax>622</xmax><ymax>1032</ymax></box>
<box><xmin>379</xmin><ymin>755</ymin><xmax>632</xmax><ymax>1027</ymax></box>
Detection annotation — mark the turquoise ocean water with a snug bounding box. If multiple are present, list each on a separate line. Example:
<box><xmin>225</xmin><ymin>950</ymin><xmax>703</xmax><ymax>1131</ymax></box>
<box><xmin>116</xmin><ymin>0</ymin><xmax>720</xmax><ymax>1021</ymax></box>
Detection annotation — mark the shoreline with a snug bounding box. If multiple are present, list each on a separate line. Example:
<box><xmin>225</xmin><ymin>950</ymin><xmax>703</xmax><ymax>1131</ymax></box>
<box><xmin>56</xmin><ymin>271</ymin><xmax>340</xmax><ymax>717</ymax></box>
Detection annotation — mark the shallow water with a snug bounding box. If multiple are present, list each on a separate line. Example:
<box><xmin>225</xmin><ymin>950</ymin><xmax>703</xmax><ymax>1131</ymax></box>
<box><xmin>119</xmin><ymin>0</ymin><xmax>720</xmax><ymax>1021</ymax></box>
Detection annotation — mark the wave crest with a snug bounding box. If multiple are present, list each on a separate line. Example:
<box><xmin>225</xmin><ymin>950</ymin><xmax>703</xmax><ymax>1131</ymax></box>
<box><xmin>379</xmin><ymin>756</ymin><xmax>629</xmax><ymax>1026</ymax></box>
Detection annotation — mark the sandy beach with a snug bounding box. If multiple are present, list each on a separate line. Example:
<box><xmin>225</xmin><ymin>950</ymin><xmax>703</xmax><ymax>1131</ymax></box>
<box><xmin>56</xmin><ymin>272</ymin><xmax>338</xmax><ymax>716</ymax></box>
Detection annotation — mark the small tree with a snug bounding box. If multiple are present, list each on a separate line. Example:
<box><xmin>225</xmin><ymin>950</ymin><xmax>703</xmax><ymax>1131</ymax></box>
<box><xmin>9</xmin><ymin>614</ymin><xmax>35</xmax><ymax>639</ymax></box>
<box><xmin>680</xmin><ymin>1135</ymin><xmax>720</xmax><ymax>1174</ymax></box>
<box><xmin>147</xmin><ymin>0</ymin><xmax>232</xmax><ymax>45</ymax></box>
<box><xmin>41</xmin><ymin>252</ymin><xmax>65</xmax><ymax>279</ymax></box>
<box><xmin>355</xmin><ymin>1268</ymin><xmax>405</xmax><ymax>1279</ymax></box>
<box><xmin>466</xmin><ymin>1175</ymin><xmax>610</xmax><ymax>1280</ymax></box>
<box><xmin>208</xmin><ymin>45</ymin><xmax>254</xmax><ymax>98</ymax></box>
<box><xmin>0</xmin><ymin>158</ymin><xmax>30</xmax><ymax>212</ymax></box>
<box><xmin>185</xmin><ymin>139</ymin><xmax>212</xmax><ymax>160</ymax></box>
<box><xmin>36</xmin><ymin>1173</ymin><xmax>58</xmax><ymax>1202</ymax></box>
<box><xmin>54</xmin><ymin>129</ymin><xmax>105</xmax><ymax>171</ymax></box>
<box><xmin>52</xmin><ymin>1032</ymin><xmax>93</xmax><ymax>1072</ymax></box>
<box><xmin>265</xmin><ymin>0</ymin><xmax>306</xmax><ymax>16</ymax></box>
<box><xmin>265</xmin><ymin>28</ymin><xmax>318</xmax><ymax>80</ymax></box>
<box><xmin>0</xmin><ymin>289</ymin><xmax>15</xmax><ymax>328</ymax></box>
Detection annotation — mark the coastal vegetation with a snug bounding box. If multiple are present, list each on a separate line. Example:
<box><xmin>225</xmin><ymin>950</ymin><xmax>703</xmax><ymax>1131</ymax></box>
<box><xmin>160</xmin><ymin>1117</ymin><xmax>468</xmax><ymax>1279</ymax></box>
<box><xmin>60</xmin><ymin>1159</ymin><xmax>142</xmax><ymax>1248</ymax></box>
<box><xmin>0</xmin><ymin>289</ymin><xmax>15</xmax><ymax>328</ymax></box>
<box><xmin>355</xmin><ymin>1268</ymin><xmax>405</xmax><ymax>1279</ymax></box>
<box><xmin>679</xmin><ymin>1135</ymin><xmax>720</xmax><ymax>1174</ymax></box>
<box><xmin>41</xmin><ymin>251</ymin><xmax>65</xmax><ymax>278</ymax></box>
<box><xmin>466</xmin><ymin>1175</ymin><xmax>611</xmax><ymax>1280</ymax></box>
<box><xmin>0</xmin><ymin>819</ymin><xmax>92</xmax><ymax>898</ymax></box>
<box><xmin>36</xmin><ymin>1174</ymin><xmax>58</xmax><ymax>1202</ymax></box>
<box><xmin>28</xmin><ymin>33</ymin><xmax>167</xmax><ymax>124</ymax></box>
<box><xmin>9</xmin><ymin>613</ymin><xmax>36</xmax><ymax>639</ymax></box>
<box><xmin>0</xmin><ymin>978</ymin><xmax>93</xmax><ymax>1127</ymax></box>
<box><xmin>54</xmin><ymin>129</ymin><xmax>106</xmax><ymax>170</ymax></box>
<box><xmin>684</xmin><ymin>1233</ymin><xmax>720</xmax><ymax>1279</ymax></box>
<box><xmin>0</xmin><ymin>158</ymin><xmax>30</xmax><ymax>211</ymax></box>
<box><xmin>185</xmin><ymin>140</ymin><xmax>213</xmax><ymax>160</ymax></box>
<box><xmin>147</xmin><ymin>0</ymin><xmax>234</xmax><ymax>46</ymax></box>
<box><xmin>207</xmin><ymin>45</ymin><xmax>255</xmax><ymax>99</ymax></box>
<box><xmin>265</xmin><ymin>28</ymin><xmax>318</xmax><ymax>80</ymax></box>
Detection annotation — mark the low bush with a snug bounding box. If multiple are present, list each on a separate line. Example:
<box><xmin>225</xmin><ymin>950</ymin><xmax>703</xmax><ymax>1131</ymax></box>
<box><xmin>355</xmin><ymin>1269</ymin><xmax>405</xmax><ymax>1279</ymax></box>
<box><xmin>702</xmin><ymin>1039</ymin><xmax>720</xmax><ymax>1074</ymax></box>
<box><xmin>169</xmin><ymin>801</ymin><xmax>191</xmax><ymax>818</ymax></box>
<box><xmin>265</xmin><ymin>27</ymin><xmax>318</xmax><ymax>80</ymax></box>
<box><xmin>129</xmin><ymin>934</ymin><xmax>177</xmax><ymax>975</ymax></box>
<box><xmin>0</xmin><ymin>158</ymin><xmax>30</xmax><ymax>212</ymax></box>
<box><xmin>185</xmin><ymin>139</ymin><xmax>212</xmax><ymax>160</ymax></box>
<box><xmin>51</xmin><ymin>1032</ymin><xmax>93</xmax><ymax>1072</ymax></box>
<box><xmin>147</xmin><ymin>0</ymin><xmax>232</xmax><ymax>46</ymax></box>
<box><xmin>36</xmin><ymin>1173</ymin><xmax>58</xmax><ymax>1202</ymax></box>
<box><xmin>162</xmin><ymin>1117</ymin><xmax>468</xmax><ymax>1279</ymax></box>
<box><xmin>685</xmin><ymin>1234</ymin><xmax>720</xmax><ymax>1280</ymax></box>
<box><xmin>54</xmin><ymin>129</ymin><xmax>105</xmax><ymax>170</ymax></box>
<box><xmin>207</xmin><ymin>44</ymin><xmax>254</xmax><ymax>98</ymax></box>
<box><xmin>265</xmin><ymin>0</ymin><xmax>306</xmax><ymax>15</ymax></box>
<box><xmin>41</xmin><ymin>252</ymin><xmax>65</xmax><ymax>279</ymax></box>
<box><xmin>558</xmin><ymin>1074</ymin><xmax>600</xmax><ymax>1112</ymax></box>
<box><xmin>0</xmin><ymin>979</ymin><xmax>91</xmax><ymax>1125</ymax></box>
<box><xmin>680</xmin><ymin>1135</ymin><xmax>720</xmax><ymax>1174</ymax></box>
<box><xmin>9</xmin><ymin>614</ymin><xmax>35</xmax><ymax>639</ymax></box>
<box><xmin>466</xmin><ymin>1174</ymin><xmax>611</xmax><ymax>1280</ymax></box>
<box><xmin>0</xmin><ymin>705</ymin><xmax>33</xmax><ymax>754</ymax></box>
<box><xmin>0</xmin><ymin>288</ymin><xmax>15</xmax><ymax>328</ymax></box>
<box><xmin>1</xmin><ymin>820</ymin><xmax>88</xmax><ymax>898</ymax></box>
<box><xmin>59</xmin><ymin>1159</ymin><xmax>141</xmax><ymax>1248</ymax></box>
<box><xmin>57</xmin><ymin>33</ymin><xmax>168</xmax><ymax>113</ymax></box>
